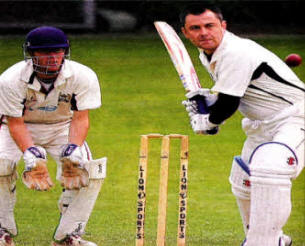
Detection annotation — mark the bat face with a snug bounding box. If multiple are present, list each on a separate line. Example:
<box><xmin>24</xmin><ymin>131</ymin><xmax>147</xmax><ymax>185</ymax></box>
<box><xmin>154</xmin><ymin>21</ymin><xmax>202</xmax><ymax>92</ymax></box>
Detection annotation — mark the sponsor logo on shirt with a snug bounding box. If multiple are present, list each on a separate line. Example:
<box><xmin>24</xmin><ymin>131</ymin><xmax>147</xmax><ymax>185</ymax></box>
<box><xmin>58</xmin><ymin>93</ymin><xmax>71</xmax><ymax>103</ymax></box>
<box><xmin>26</xmin><ymin>92</ymin><xmax>71</xmax><ymax>112</ymax></box>
<box><xmin>37</xmin><ymin>106</ymin><xmax>57</xmax><ymax>111</ymax></box>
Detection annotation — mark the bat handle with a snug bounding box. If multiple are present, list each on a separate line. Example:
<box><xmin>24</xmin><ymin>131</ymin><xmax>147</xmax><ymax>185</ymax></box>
<box><xmin>192</xmin><ymin>95</ymin><xmax>209</xmax><ymax>114</ymax></box>
<box><xmin>191</xmin><ymin>95</ymin><xmax>219</xmax><ymax>135</ymax></box>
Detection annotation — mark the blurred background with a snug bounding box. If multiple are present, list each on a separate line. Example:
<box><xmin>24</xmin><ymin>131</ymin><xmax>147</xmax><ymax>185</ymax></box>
<box><xmin>0</xmin><ymin>1</ymin><xmax>304</xmax><ymax>245</ymax></box>
<box><xmin>0</xmin><ymin>0</ymin><xmax>304</xmax><ymax>35</ymax></box>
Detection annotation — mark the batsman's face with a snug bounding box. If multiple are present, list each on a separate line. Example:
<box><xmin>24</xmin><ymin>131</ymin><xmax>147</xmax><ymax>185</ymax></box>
<box><xmin>182</xmin><ymin>10</ymin><xmax>226</xmax><ymax>55</ymax></box>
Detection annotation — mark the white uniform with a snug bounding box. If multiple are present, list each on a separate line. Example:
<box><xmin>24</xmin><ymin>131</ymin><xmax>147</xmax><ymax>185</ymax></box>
<box><xmin>0</xmin><ymin>59</ymin><xmax>101</xmax><ymax>163</ymax></box>
<box><xmin>0</xmin><ymin>59</ymin><xmax>101</xmax><ymax>237</ymax></box>
<box><xmin>199</xmin><ymin>31</ymin><xmax>304</xmax><ymax>245</ymax></box>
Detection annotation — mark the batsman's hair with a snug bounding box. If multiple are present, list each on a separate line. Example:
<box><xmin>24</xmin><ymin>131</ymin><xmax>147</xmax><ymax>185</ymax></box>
<box><xmin>179</xmin><ymin>3</ymin><xmax>224</xmax><ymax>26</ymax></box>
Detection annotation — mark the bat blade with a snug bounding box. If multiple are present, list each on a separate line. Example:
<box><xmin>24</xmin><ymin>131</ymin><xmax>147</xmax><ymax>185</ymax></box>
<box><xmin>154</xmin><ymin>21</ymin><xmax>209</xmax><ymax>114</ymax></box>
<box><xmin>154</xmin><ymin>21</ymin><xmax>202</xmax><ymax>92</ymax></box>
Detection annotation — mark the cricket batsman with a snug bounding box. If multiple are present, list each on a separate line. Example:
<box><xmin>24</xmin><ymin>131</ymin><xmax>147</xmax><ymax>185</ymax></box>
<box><xmin>180</xmin><ymin>4</ymin><xmax>304</xmax><ymax>246</ymax></box>
<box><xmin>0</xmin><ymin>26</ymin><xmax>106</xmax><ymax>246</ymax></box>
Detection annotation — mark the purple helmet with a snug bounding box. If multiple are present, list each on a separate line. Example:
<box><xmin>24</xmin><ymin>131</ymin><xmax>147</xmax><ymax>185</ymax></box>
<box><xmin>24</xmin><ymin>26</ymin><xmax>69</xmax><ymax>52</ymax></box>
<box><xmin>23</xmin><ymin>26</ymin><xmax>70</xmax><ymax>76</ymax></box>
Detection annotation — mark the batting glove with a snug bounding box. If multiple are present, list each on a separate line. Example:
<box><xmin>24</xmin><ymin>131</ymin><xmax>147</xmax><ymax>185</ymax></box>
<box><xmin>190</xmin><ymin>114</ymin><xmax>219</xmax><ymax>135</ymax></box>
<box><xmin>182</xmin><ymin>88</ymin><xmax>218</xmax><ymax>116</ymax></box>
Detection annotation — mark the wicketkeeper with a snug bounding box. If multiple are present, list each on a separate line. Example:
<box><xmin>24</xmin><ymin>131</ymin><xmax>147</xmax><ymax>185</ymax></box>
<box><xmin>180</xmin><ymin>4</ymin><xmax>304</xmax><ymax>246</ymax></box>
<box><xmin>0</xmin><ymin>26</ymin><xmax>106</xmax><ymax>246</ymax></box>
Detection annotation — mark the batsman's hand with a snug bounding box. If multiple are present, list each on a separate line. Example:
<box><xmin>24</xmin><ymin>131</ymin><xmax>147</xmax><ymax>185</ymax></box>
<box><xmin>60</xmin><ymin>144</ymin><xmax>89</xmax><ymax>190</ymax></box>
<box><xmin>182</xmin><ymin>88</ymin><xmax>218</xmax><ymax>116</ymax></box>
<box><xmin>22</xmin><ymin>146</ymin><xmax>54</xmax><ymax>191</ymax></box>
<box><xmin>190</xmin><ymin>114</ymin><xmax>219</xmax><ymax>135</ymax></box>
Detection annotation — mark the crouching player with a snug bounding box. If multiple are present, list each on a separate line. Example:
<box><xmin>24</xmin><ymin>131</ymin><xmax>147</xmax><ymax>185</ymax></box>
<box><xmin>180</xmin><ymin>4</ymin><xmax>304</xmax><ymax>246</ymax></box>
<box><xmin>0</xmin><ymin>26</ymin><xmax>106</xmax><ymax>246</ymax></box>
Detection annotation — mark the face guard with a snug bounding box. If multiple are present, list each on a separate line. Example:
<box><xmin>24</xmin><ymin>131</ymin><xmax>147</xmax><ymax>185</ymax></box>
<box><xmin>27</xmin><ymin>50</ymin><xmax>68</xmax><ymax>76</ymax></box>
<box><xmin>23</xmin><ymin>26</ymin><xmax>70</xmax><ymax>76</ymax></box>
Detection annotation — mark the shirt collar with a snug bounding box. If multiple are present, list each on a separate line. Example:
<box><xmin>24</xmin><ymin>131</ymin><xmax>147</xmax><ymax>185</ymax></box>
<box><xmin>199</xmin><ymin>30</ymin><xmax>231</xmax><ymax>64</ymax></box>
<box><xmin>20</xmin><ymin>60</ymin><xmax>34</xmax><ymax>83</ymax></box>
<box><xmin>55</xmin><ymin>61</ymin><xmax>73</xmax><ymax>86</ymax></box>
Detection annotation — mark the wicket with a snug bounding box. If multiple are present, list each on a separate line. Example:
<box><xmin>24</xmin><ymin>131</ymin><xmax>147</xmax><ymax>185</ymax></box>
<box><xmin>136</xmin><ymin>133</ymin><xmax>189</xmax><ymax>246</ymax></box>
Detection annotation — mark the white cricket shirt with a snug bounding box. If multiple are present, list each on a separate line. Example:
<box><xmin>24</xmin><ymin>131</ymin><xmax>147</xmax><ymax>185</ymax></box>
<box><xmin>0</xmin><ymin>59</ymin><xmax>101</xmax><ymax>124</ymax></box>
<box><xmin>199</xmin><ymin>31</ymin><xmax>305</xmax><ymax>120</ymax></box>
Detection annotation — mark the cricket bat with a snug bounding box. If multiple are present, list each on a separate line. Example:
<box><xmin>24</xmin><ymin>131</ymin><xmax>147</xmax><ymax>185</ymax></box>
<box><xmin>154</xmin><ymin>21</ymin><xmax>209</xmax><ymax>114</ymax></box>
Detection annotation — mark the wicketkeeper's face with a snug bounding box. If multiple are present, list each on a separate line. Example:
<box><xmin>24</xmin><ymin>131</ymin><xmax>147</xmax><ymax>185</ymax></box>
<box><xmin>32</xmin><ymin>48</ymin><xmax>65</xmax><ymax>78</ymax></box>
<box><xmin>182</xmin><ymin>10</ymin><xmax>226</xmax><ymax>55</ymax></box>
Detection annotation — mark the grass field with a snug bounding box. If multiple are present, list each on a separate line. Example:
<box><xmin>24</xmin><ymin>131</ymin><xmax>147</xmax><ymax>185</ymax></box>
<box><xmin>0</xmin><ymin>33</ymin><xmax>304</xmax><ymax>246</ymax></box>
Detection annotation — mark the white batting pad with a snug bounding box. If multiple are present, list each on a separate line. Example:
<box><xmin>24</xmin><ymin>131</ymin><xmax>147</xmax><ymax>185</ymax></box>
<box><xmin>229</xmin><ymin>156</ymin><xmax>251</xmax><ymax>200</ymax></box>
<box><xmin>54</xmin><ymin>158</ymin><xmax>106</xmax><ymax>241</ymax></box>
<box><xmin>249</xmin><ymin>142</ymin><xmax>298</xmax><ymax>178</ymax></box>
<box><xmin>86</xmin><ymin>157</ymin><xmax>107</xmax><ymax>179</ymax></box>
<box><xmin>246</xmin><ymin>176</ymin><xmax>291</xmax><ymax>246</ymax></box>
<box><xmin>246</xmin><ymin>142</ymin><xmax>294</xmax><ymax>246</ymax></box>
<box><xmin>0</xmin><ymin>159</ymin><xmax>18</xmax><ymax>236</ymax></box>
<box><xmin>229</xmin><ymin>156</ymin><xmax>251</xmax><ymax>235</ymax></box>
<box><xmin>54</xmin><ymin>179</ymin><xmax>103</xmax><ymax>240</ymax></box>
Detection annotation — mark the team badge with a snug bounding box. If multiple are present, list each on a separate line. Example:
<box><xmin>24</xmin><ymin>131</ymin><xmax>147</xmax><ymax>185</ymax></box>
<box><xmin>58</xmin><ymin>93</ymin><xmax>71</xmax><ymax>103</ymax></box>
<box><xmin>243</xmin><ymin>179</ymin><xmax>251</xmax><ymax>187</ymax></box>
<box><xmin>287</xmin><ymin>157</ymin><xmax>296</xmax><ymax>166</ymax></box>
<box><xmin>210</xmin><ymin>61</ymin><xmax>216</xmax><ymax>73</ymax></box>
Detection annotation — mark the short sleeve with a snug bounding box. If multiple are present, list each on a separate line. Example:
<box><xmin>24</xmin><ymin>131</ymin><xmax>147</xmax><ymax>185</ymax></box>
<box><xmin>72</xmin><ymin>66</ymin><xmax>101</xmax><ymax>111</ymax></box>
<box><xmin>0</xmin><ymin>72</ymin><xmax>26</xmax><ymax>117</ymax></box>
<box><xmin>212</xmin><ymin>44</ymin><xmax>258</xmax><ymax>97</ymax></box>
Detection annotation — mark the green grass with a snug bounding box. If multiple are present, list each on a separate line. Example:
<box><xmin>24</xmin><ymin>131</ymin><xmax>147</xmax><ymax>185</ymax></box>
<box><xmin>0</xmin><ymin>34</ymin><xmax>304</xmax><ymax>245</ymax></box>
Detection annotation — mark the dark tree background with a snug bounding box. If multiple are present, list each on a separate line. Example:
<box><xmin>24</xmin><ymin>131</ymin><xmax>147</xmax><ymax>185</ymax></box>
<box><xmin>0</xmin><ymin>0</ymin><xmax>304</xmax><ymax>34</ymax></box>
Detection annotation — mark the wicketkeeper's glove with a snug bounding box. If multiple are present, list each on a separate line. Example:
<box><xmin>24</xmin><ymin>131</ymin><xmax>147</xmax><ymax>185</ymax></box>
<box><xmin>60</xmin><ymin>144</ymin><xmax>89</xmax><ymax>190</ymax></box>
<box><xmin>22</xmin><ymin>146</ymin><xmax>54</xmax><ymax>191</ymax></box>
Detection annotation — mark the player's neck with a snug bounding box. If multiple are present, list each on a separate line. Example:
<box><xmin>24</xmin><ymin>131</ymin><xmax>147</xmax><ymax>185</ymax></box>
<box><xmin>204</xmin><ymin>51</ymin><xmax>213</xmax><ymax>62</ymax></box>
<box><xmin>36</xmin><ymin>74</ymin><xmax>58</xmax><ymax>84</ymax></box>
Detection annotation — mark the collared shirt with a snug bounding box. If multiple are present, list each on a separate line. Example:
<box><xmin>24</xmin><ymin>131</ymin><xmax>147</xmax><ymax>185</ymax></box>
<box><xmin>199</xmin><ymin>31</ymin><xmax>304</xmax><ymax>120</ymax></box>
<box><xmin>0</xmin><ymin>59</ymin><xmax>101</xmax><ymax>124</ymax></box>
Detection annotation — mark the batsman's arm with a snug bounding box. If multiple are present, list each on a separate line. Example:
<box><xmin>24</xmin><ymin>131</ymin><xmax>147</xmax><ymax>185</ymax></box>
<box><xmin>208</xmin><ymin>93</ymin><xmax>241</xmax><ymax>124</ymax></box>
<box><xmin>7</xmin><ymin>116</ymin><xmax>34</xmax><ymax>152</ymax></box>
<box><xmin>68</xmin><ymin>109</ymin><xmax>89</xmax><ymax>146</ymax></box>
<box><xmin>186</xmin><ymin>93</ymin><xmax>240</xmax><ymax>135</ymax></box>
<box><xmin>60</xmin><ymin>109</ymin><xmax>91</xmax><ymax>190</ymax></box>
<box><xmin>7</xmin><ymin>116</ymin><xmax>53</xmax><ymax>191</ymax></box>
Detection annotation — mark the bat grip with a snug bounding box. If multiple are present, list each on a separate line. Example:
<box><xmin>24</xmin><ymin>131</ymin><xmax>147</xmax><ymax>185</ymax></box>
<box><xmin>192</xmin><ymin>95</ymin><xmax>209</xmax><ymax>114</ymax></box>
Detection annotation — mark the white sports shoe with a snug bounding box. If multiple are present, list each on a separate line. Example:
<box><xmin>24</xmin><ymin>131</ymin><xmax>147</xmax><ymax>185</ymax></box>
<box><xmin>51</xmin><ymin>234</ymin><xmax>97</xmax><ymax>246</ymax></box>
<box><xmin>241</xmin><ymin>235</ymin><xmax>292</xmax><ymax>246</ymax></box>
<box><xmin>281</xmin><ymin>234</ymin><xmax>292</xmax><ymax>246</ymax></box>
<box><xmin>0</xmin><ymin>228</ymin><xmax>15</xmax><ymax>246</ymax></box>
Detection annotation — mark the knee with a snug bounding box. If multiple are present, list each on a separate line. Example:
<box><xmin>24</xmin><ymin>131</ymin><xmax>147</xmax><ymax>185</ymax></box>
<box><xmin>249</xmin><ymin>142</ymin><xmax>298</xmax><ymax>179</ymax></box>
<box><xmin>0</xmin><ymin>159</ymin><xmax>16</xmax><ymax>176</ymax></box>
<box><xmin>229</xmin><ymin>156</ymin><xmax>251</xmax><ymax>200</ymax></box>
<box><xmin>58</xmin><ymin>189</ymin><xmax>79</xmax><ymax>214</ymax></box>
<box><xmin>0</xmin><ymin>159</ymin><xmax>18</xmax><ymax>185</ymax></box>
<box><xmin>0</xmin><ymin>159</ymin><xmax>17</xmax><ymax>194</ymax></box>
